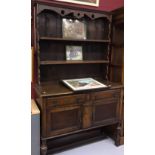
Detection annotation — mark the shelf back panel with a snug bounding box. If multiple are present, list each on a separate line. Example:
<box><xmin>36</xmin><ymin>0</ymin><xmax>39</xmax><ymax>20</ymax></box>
<box><xmin>40</xmin><ymin>64</ymin><xmax>107</xmax><ymax>82</ymax></box>
<box><xmin>39</xmin><ymin>41</ymin><xmax>108</xmax><ymax>61</ymax></box>
<box><xmin>38</xmin><ymin>10</ymin><xmax>111</xmax><ymax>40</ymax></box>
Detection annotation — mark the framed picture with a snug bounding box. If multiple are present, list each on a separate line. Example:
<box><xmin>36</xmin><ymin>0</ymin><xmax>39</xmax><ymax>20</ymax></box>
<box><xmin>66</xmin><ymin>46</ymin><xmax>83</xmax><ymax>60</ymax></box>
<box><xmin>56</xmin><ymin>0</ymin><xmax>100</xmax><ymax>7</ymax></box>
<box><xmin>62</xmin><ymin>18</ymin><xmax>86</xmax><ymax>40</ymax></box>
<box><xmin>62</xmin><ymin>78</ymin><xmax>108</xmax><ymax>91</ymax></box>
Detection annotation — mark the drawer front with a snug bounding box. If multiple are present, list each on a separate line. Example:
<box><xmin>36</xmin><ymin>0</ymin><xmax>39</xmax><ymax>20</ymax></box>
<box><xmin>46</xmin><ymin>94</ymin><xmax>86</xmax><ymax>107</ymax></box>
<box><xmin>92</xmin><ymin>89</ymin><xmax>120</xmax><ymax>101</ymax></box>
<box><xmin>46</xmin><ymin>105</ymin><xmax>81</xmax><ymax>136</ymax></box>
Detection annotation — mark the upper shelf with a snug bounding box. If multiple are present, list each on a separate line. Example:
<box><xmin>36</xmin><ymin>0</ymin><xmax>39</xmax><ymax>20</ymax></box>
<box><xmin>39</xmin><ymin>37</ymin><xmax>111</xmax><ymax>43</ymax></box>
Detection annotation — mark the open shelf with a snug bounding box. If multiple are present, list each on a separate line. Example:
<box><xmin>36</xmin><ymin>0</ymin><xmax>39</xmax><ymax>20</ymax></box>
<box><xmin>40</xmin><ymin>37</ymin><xmax>110</xmax><ymax>43</ymax></box>
<box><xmin>40</xmin><ymin>60</ymin><xmax>109</xmax><ymax>65</ymax></box>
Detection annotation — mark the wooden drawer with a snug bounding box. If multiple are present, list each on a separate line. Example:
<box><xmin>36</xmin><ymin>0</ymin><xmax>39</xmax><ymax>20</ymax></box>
<box><xmin>46</xmin><ymin>94</ymin><xmax>86</xmax><ymax>107</ymax></box>
<box><xmin>92</xmin><ymin>89</ymin><xmax>120</xmax><ymax>101</ymax></box>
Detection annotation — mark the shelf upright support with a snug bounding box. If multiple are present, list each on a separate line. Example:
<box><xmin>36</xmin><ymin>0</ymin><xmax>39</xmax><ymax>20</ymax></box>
<box><xmin>106</xmin><ymin>15</ymin><xmax>112</xmax><ymax>84</ymax></box>
<box><xmin>36</xmin><ymin>5</ymin><xmax>41</xmax><ymax>85</ymax></box>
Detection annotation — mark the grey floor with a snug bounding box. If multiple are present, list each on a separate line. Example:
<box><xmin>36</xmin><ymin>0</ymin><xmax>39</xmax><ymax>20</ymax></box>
<box><xmin>54</xmin><ymin>138</ymin><xmax>124</xmax><ymax>155</ymax></box>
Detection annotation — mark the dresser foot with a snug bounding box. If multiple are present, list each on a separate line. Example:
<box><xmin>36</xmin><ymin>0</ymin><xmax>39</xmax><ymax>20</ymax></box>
<box><xmin>115</xmin><ymin>124</ymin><xmax>123</xmax><ymax>146</ymax></box>
<box><xmin>41</xmin><ymin>140</ymin><xmax>47</xmax><ymax>155</ymax></box>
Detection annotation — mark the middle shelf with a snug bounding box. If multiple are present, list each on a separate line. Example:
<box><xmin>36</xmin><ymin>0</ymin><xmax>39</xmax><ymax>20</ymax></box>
<box><xmin>40</xmin><ymin>60</ymin><xmax>109</xmax><ymax>65</ymax></box>
<box><xmin>39</xmin><ymin>37</ymin><xmax>111</xmax><ymax>43</ymax></box>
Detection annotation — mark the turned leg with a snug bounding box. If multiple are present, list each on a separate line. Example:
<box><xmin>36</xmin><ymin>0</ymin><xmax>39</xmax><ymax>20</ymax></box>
<box><xmin>115</xmin><ymin>89</ymin><xmax>124</xmax><ymax>146</ymax></box>
<box><xmin>41</xmin><ymin>140</ymin><xmax>47</xmax><ymax>155</ymax></box>
<box><xmin>115</xmin><ymin>124</ymin><xmax>122</xmax><ymax>146</ymax></box>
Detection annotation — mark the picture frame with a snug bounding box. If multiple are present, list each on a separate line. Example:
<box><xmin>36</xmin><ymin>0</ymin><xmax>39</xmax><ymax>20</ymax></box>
<box><xmin>62</xmin><ymin>18</ymin><xmax>86</xmax><ymax>40</ymax></box>
<box><xmin>62</xmin><ymin>78</ymin><xmax>108</xmax><ymax>91</ymax></box>
<box><xmin>56</xmin><ymin>0</ymin><xmax>100</xmax><ymax>7</ymax></box>
<box><xmin>66</xmin><ymin>46</ymin><xmax>83</xmax><ymax>60</ymax></box>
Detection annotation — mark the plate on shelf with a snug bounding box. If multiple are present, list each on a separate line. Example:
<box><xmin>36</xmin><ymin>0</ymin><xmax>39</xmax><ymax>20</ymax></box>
<box><xmin>66</xmin><ymin>46</ymin><xmax>83</xmax><ymax>60</ymax></box>
<box><xmin>62</xmin><ymin>18</ymin><xmax>87</xmax><ymax>40</ymax></box>
<box><xmin>62</xmin><ymin>78</ymin><xmax>108</xmax><ymax>91</ymax></box>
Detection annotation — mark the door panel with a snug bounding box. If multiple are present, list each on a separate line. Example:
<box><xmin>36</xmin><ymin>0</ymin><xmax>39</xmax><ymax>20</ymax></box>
<box><xmin>46</xmin><ymin>105</ymin><xmax>81</xmax><ymax>137</ymax></box>
<box><xmin>92</xmin><ymin>90</ymin><xmax>120</xmax><ymax>126</ymax></box>
<box><xmin>92</xmin><ymin>99</ymin><xmax>118</xmax><ymax>126</ymax></box>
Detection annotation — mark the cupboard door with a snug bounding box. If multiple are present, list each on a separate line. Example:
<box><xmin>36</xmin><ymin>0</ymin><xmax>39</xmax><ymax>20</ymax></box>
<box><xmin>46</xmin><ymin>105</ymin><xmax>81</xmax><ymax>137</ymax></box>
<box><xmin>92</xmin><ymin>90</ymin><xmax>120</xmax><ymax>126</ymax></box>
<box><xmin>92</xmin><ymin>99</ymin><xmax>119</xmax><ymax>126</ymax></box>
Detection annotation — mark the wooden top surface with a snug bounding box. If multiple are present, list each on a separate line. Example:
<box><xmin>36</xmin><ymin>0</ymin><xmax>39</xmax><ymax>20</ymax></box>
<box><xmin>34</xmin><ymin>79</ymin><xmax>123</xmax><ymax>97</ymax></box>
<box><xmin>35</xmin><ymin>81</ymin><xmax>73</xmax><ymax>97</ymax></box>
<box><xmin>31</xmin><ymin>99</ymin><xmax>40</xmax><ymax>115</ymax></box>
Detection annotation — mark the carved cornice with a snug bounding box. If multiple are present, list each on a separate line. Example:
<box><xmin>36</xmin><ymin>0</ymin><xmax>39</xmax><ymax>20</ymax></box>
<box><xmin>37</xmin><ymin>4</ymin><xmax>112</xmax><ymax>21</ymax></box>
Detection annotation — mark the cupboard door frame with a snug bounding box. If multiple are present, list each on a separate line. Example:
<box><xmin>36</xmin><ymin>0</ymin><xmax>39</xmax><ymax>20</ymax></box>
<box><xmin>46</xmin><ymin>104</ymin><xmax>81</xmax><ymax>137</ymax></box>
<box><xmin>92</xmin><ymin>89</ymin><xmax>120</xmax><ymax>126</ymax></box>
